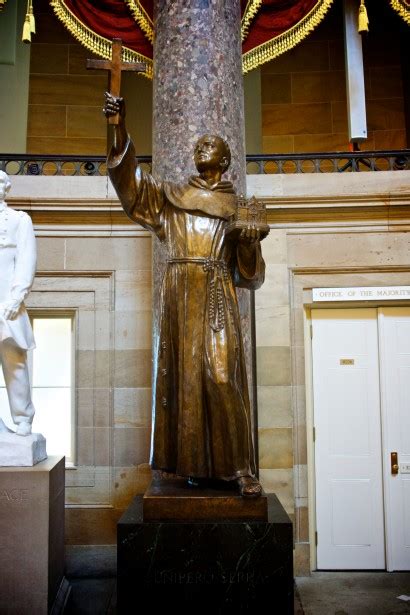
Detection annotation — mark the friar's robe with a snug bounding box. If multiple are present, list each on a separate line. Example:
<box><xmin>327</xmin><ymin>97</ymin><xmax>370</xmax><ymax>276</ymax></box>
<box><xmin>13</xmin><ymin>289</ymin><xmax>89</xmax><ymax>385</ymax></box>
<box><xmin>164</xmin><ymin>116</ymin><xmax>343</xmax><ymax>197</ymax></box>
<box><xmin>108</xmin><ymin>138</ymin><xmax>265</xmax><ymax>480</ymax></box>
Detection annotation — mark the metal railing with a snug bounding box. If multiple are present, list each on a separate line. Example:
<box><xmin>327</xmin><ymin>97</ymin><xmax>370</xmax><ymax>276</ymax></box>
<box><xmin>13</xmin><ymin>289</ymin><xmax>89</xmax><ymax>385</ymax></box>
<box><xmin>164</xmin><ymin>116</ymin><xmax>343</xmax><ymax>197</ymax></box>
<box><xmin>245</xmin><ymin>150</ymin><xmax>410</xmax><ymax>174</ymax></box>
<box><xmin>0</xmin><ymin>150</ymin><xmax>409</xmax><ymax>176</ymax></box>
<box><xmin>0</xmin><ymin>154</ymin><xmax>152</xmax><ymax>177</ymax></box>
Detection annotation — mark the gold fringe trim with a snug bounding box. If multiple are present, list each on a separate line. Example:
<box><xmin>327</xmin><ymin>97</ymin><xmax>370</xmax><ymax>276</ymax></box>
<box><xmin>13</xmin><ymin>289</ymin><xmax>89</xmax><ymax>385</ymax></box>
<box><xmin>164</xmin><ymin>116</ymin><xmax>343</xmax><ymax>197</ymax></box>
<box><xmin>242</xmin><ymin>0</ymin><xmax>334</xmax><ymax>74</ymax></box>
<box><xmin>124</xmin><ymin>0</ymin><xmax>265</xmax><ymax>45</ymax></box>
<box><xmin>241</xmin><ymin>0</ymin><xmax>263</xmax><ymax>42</ymax></box>
<box><xmin>50</xmin><ymin>0</ymin><xmax>153</xmax><ymax>79</ymax></box>
<box><xmin>389</xmin><ymin>0</ymin><xmax>410</xmax><ymax>24</ymax></box>
<box><xmin>124</xmin><ymin>0</ymin><xmax>154</xmax><ymax>43</ymax></box>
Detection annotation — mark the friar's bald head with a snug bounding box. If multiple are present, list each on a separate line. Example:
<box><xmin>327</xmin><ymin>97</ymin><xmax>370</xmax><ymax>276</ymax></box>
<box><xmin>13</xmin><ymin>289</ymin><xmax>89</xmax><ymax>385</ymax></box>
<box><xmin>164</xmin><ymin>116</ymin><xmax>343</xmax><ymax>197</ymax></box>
<box><xmin>193</xmin><ymin>134</ymin><xmax>231</xmax><ymax>175</ymax></box>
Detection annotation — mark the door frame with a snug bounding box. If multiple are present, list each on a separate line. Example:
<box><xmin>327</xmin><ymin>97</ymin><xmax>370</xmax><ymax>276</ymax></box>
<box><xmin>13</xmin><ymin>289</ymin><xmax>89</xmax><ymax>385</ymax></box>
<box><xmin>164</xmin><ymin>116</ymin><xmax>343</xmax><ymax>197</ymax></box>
<box><xmin>304</xmin><ymin>306</ymin><xmax>317</xmax><ymax>571</ymax></box>
<box><xmin>304</xmin><ymin>300</ymin><xmax>410</xmax><ymax>572</ymax></box>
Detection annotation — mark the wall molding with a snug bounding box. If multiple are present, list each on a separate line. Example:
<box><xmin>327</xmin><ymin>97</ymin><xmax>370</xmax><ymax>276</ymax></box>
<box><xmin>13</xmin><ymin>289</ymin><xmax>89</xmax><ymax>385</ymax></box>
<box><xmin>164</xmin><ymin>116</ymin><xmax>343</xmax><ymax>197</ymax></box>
<box><xmin>9</xmin><ymin>185</ymin><xmax>410</xmax><ymax>233</ymax></box>
<box><xmin>9</xmin><ymin>198</ymin><xmax>150</xmax><ymax>236</ymax></box>
<box><xmin>265</xmin><ymin>192</ymin><xmax>410</xmax><ymax>228</ymax></box>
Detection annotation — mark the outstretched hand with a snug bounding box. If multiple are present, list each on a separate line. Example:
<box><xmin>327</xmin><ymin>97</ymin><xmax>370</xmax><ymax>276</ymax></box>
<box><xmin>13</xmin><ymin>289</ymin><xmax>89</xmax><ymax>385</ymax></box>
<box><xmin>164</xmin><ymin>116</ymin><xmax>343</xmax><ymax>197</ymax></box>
<box><xmin>2</xmin><ymin>300</ymin><xmax>21</xmax><ymax>320</ymax></box>
<box><xmin>103</xmin><ymin>92</ymin><xmax>125</xmax><ymax>120</ymax></box>
<box><xmin>103</xmin><ymin>92</ymin><xmax>128</xmax><ymax>153</ymax></box>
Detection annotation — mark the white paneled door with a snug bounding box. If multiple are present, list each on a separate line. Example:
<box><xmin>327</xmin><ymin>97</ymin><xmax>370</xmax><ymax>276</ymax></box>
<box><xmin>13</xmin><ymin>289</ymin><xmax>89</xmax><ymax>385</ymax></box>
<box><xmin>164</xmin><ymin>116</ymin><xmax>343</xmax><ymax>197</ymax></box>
<box><xmin>379</xmin><ymin>308</ymin><xmax>410</xmax><ymax>571</ymax></box>
<box><xmin>312</xmin><ymin>307</ymin><xmax>410</xmax><ymax>571</ymax></box>
<box><xmin>312</xmin><ymin>308</ymin><xmax>385</xmax><ymax>570</ymax></box>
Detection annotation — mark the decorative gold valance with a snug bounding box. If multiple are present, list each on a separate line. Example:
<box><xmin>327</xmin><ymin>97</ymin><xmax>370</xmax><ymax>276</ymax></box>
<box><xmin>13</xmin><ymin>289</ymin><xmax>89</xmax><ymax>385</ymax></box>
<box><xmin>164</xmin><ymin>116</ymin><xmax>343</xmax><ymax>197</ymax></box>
<box><xmin>241</xmin><ymin>0</ymin><xmax>263</xmax><ymax>41</ymax></box>
<box><xmin>390</xmin><ymin>0</ymin><xmax>410</xmax><ymax>24</ymax></box>
<box><xmin>124</xmin><ymin>0</ymin><xmax>153</xmax><ymax>43</ymax></box>
<box><xmin>242</xmin><ymin>0</ymin><xmax>334</xmax><ymax>74</ymax></box>
<box><xmin>49</xmin><ymin>0</ymin><xmax>336</xmax><ymax>78</ymax></box>
<box><xmin>50</xmin><ymin>0</ymin><xmax>153</xmax><ymax>78</ymax></box>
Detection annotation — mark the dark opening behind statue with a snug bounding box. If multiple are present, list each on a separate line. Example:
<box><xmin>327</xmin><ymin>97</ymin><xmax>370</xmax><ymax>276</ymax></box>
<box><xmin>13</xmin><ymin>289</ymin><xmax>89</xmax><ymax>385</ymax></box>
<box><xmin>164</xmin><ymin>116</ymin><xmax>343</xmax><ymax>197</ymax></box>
<box><xmin>105</xmin><ymin>92</ymin><xmax>266</xmax><ymax>497</ymax></box>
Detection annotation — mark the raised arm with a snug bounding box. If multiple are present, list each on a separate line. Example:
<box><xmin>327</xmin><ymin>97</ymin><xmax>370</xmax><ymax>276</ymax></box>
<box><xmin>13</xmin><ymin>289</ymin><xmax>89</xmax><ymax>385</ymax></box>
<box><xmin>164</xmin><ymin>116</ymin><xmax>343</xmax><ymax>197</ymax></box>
<box><xmin>104</xmin><ymin>93</ymin><xmax>165</xmax><ymax>238</ymax></box>
<box><xmin>104</xmin><ymin>92</ymin><xmax>128</xmax><ymax>163</ymax></box>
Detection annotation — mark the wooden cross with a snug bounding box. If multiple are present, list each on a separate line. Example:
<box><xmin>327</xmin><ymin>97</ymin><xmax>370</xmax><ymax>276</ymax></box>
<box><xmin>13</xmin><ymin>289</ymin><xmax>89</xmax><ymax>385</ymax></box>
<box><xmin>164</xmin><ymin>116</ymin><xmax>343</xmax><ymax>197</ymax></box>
<box><xmin>87</xmin><ymin>38</ymin><xmax>146</xmax><ymax>125</ymax></box>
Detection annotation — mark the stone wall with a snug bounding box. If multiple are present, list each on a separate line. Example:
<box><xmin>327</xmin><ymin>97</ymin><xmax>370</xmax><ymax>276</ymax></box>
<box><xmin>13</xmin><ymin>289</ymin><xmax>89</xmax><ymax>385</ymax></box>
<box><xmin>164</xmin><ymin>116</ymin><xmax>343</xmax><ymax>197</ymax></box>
<box><xmin>22</xmin><ymin>0</ymin><xmax>408</xmax><ymax>157</ymax></box>
<box><xmin>10</xmin><ymin>170</ymin><xmax>410</xmax><ymax>576</ymax></box>
<box><xmin>247</xmin><ymin>169</ymin><xmax>410</xmax><ymax>574</ymax></box>
<box><xmin>25</xmin><ymin>0</ymin><xmax>154</xmax><ymax>156</ymax></box>
<box><xmin>261</xmin><ymin>2</ymin><xmax>407</xmax><ymax>154</ymax></box>
<box><xmin>27</xmin><ymin>0</ymin><xmax>107</xmax><ymax>155</ymax></box>
<box><xmin>10</xmin><ymin>177</ymin><xmax>152</xmax><ymax>547</ymax></box>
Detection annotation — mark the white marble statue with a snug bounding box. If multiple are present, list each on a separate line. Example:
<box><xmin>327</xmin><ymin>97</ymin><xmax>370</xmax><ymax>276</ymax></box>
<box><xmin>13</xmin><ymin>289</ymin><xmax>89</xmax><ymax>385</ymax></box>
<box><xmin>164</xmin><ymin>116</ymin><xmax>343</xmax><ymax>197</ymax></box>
<box><xmin>0</xmin><ymin>170</ymin><xmax>37</xmax><ymax>437</ymax></box>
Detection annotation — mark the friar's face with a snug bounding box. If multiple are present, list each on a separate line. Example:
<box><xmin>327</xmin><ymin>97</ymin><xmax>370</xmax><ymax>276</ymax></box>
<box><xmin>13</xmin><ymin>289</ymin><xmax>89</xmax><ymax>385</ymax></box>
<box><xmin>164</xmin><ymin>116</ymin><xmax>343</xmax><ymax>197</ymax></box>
<box><xmin>194</xmin><ymin>135</ymin><xmax>229</xmax><ymax>174</ymax></box>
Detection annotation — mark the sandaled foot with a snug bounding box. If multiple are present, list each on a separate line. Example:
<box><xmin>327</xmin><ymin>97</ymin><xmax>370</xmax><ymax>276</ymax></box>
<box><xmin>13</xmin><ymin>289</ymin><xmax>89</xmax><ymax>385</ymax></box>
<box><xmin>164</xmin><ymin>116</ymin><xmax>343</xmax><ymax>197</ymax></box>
<box><xmin>237</xmin><ymin>475</ymin><xmax>262</xmax><ymax>498</ymax></box>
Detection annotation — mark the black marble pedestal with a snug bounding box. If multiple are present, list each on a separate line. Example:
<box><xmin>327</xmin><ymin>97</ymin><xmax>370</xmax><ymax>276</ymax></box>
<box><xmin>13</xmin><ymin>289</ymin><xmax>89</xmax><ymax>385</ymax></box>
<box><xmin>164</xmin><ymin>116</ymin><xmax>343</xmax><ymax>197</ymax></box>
<box><xmin>118</xmin><ymin>493</ymin><xmax>293</xmax><ymax>614</ymax></box>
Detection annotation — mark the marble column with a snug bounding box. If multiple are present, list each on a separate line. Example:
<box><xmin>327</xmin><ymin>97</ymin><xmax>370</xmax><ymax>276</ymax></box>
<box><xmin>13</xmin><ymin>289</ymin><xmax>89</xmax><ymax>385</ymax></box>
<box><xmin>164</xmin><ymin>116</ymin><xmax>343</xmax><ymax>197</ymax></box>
<box><xmin>152</xmin><ymin>0</ymin><xmax>246</xmax><ymax>191</ymax></box>
<box><xmin>151</xmin><ymin>0</ymin><xmax>254</xmax><ymax>415</ymax></box>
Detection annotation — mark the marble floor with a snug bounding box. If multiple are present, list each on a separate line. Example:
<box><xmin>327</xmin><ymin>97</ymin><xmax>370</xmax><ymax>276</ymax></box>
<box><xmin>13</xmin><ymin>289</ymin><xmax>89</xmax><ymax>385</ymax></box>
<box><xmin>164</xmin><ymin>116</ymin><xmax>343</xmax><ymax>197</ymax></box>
<box><xmin>65</xmin><ymin>578</ymin><xmax>117</xmax><ymax>614</ymax></box>
<box><xmin>296</xmin><ymin>572</ymin><xmax>410</xmax><ymax>615</ymax></box>
<box><xmin>64</xmin><ymin>573</ymin><xmax>410</xmax><ymax>614</ymax></box>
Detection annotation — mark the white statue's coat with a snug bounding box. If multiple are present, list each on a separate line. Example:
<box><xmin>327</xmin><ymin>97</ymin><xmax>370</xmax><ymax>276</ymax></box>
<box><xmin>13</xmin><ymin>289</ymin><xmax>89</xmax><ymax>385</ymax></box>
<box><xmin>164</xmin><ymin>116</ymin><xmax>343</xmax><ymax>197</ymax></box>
<box><xmin>0</xmin><ymin>203</ymin><xmax>36</xmax><ymax>350</ymax></box>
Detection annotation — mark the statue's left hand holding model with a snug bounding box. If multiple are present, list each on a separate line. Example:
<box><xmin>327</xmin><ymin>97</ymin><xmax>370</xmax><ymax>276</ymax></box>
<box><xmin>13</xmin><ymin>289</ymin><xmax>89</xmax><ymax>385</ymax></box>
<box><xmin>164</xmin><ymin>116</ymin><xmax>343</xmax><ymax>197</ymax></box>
<box><xmin>0</xmin><ymin>171</ymin><xmax>37</xmax><ymax>437</ymax></box>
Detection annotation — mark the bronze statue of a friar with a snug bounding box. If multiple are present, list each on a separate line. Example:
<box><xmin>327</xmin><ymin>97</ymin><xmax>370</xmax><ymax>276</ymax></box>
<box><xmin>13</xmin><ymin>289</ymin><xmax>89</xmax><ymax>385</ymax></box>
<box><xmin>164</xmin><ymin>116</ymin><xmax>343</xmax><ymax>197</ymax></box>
<box><xmin>104</xmin><ymin>93</ymin><xmax>266</xmax><ymax>497</ymax></box>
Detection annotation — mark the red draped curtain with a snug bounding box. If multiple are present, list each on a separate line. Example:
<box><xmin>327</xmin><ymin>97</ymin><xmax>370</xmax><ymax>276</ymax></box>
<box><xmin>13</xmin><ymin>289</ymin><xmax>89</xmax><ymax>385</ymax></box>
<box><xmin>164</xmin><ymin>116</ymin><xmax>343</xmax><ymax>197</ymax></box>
<box><xmin>49</xmin><ymin>0</ymin><xmax>337</xmax><ymax>77</ymax></box>
<box><xmin>243</xmin><ymin>0</ymin><xmax>318</xmax><ymax>52</ymax></box>
<box><xmin>63</xmin><ymin>0</ymin><xmax>149</xmax><ymax>52</ymax></box>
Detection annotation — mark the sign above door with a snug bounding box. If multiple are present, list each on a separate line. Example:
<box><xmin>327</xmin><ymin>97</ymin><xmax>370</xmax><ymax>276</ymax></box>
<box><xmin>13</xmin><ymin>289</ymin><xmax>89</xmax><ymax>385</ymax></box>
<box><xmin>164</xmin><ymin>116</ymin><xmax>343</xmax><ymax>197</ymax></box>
<box><xmin>313</xmin><ymin>286</ymin><xmax>410</xmax><ymax>302</ymax></box>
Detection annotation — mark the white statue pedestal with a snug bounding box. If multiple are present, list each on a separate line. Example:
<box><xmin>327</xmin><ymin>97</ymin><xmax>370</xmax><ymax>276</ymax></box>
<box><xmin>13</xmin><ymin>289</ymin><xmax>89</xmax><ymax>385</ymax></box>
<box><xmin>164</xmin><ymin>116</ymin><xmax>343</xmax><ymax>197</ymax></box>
<box><xmin>0</xmin><ymin>456</ymin><xmax>70</xmax><ymax>613</ymax></box>
<box><xmin>0</xmin><ymin>432</ymin><xmax>47</xmax><ymax>466</ymax></box>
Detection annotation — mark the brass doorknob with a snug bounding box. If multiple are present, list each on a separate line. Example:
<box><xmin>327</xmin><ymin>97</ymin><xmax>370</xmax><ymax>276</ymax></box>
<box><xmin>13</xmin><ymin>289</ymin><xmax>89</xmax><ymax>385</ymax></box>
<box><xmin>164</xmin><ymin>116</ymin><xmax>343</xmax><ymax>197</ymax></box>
<box><xmin>391</xmin><ymin>452</ymin><xmax>399</xmax><ymax>475</ymax></box>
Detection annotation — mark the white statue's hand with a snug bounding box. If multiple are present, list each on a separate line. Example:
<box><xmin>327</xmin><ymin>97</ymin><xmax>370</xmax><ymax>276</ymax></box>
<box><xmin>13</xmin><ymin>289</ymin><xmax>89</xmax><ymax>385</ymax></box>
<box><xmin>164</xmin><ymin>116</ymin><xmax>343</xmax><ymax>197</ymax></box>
<box><xmin>2</xmin><ymin>300</ymin><xmax>21</xmax><ymax>320</ymax></box>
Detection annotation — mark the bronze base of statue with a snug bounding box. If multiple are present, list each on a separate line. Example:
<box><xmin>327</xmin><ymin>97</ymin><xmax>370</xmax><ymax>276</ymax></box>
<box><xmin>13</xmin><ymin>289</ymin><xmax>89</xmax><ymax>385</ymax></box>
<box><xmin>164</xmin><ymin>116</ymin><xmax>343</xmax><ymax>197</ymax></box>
<box><xmin>143</xmin><ymin>477</ymin><xmax>268</xmax><ymax>522</ymax></box>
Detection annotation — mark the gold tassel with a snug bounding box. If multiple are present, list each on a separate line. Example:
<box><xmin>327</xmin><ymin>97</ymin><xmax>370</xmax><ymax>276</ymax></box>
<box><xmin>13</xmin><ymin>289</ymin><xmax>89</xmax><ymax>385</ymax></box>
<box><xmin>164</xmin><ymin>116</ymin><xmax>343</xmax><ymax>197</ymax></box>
<box><xmin>29</xmin><ymin>0</ymin><xmax>36</xmax><ymax>34</ymax></box>
<box><xmin>22</xmin><ymin>14</ymin><xmax>31</xmax><ymax>43</ymax></box>
<box><xmin>0</xmin><ymin>0</ymin><xmax>7</xmax><ymax>12</ymax></box>
<box><xmin>358</xmin><ymin>0</ymin><xmax>369</xmax><ymax>33</ymax></box>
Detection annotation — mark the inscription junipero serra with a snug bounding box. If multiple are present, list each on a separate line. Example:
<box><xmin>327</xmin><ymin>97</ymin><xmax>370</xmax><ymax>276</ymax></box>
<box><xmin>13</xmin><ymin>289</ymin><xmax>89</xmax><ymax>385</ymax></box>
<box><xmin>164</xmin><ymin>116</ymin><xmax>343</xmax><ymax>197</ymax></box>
<box><xmin>99</xmin><ymin>43</ymin><xmax>269</xmax><ymax>498</ymax></box>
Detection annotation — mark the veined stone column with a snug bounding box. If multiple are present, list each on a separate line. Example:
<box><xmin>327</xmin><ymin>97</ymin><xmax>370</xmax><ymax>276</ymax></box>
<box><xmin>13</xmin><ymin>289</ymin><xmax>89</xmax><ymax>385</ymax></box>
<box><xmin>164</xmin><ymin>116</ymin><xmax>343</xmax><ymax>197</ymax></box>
<box><xmin>151</xmin><ymin>0</ymin><xmax>254</xmax><ymax>414</ymax></box>
<box><xmin>152</xmin><ymin>0</ymin><xmax>246</xmax><ymax>190</ymax></box>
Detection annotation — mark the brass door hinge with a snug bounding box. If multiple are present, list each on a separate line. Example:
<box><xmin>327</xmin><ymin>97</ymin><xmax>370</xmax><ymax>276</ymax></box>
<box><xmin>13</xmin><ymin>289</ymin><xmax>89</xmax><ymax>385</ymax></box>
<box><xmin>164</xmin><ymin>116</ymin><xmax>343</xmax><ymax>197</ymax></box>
<box><xmin>315</xmin><ymin>531</ymin><xmax>318</xmax><ymax>546</ymax></box>
<box><xmin>313</xmin><ymin>427</ymin><xmax>316</xmax><ymax>442</ymax></box>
